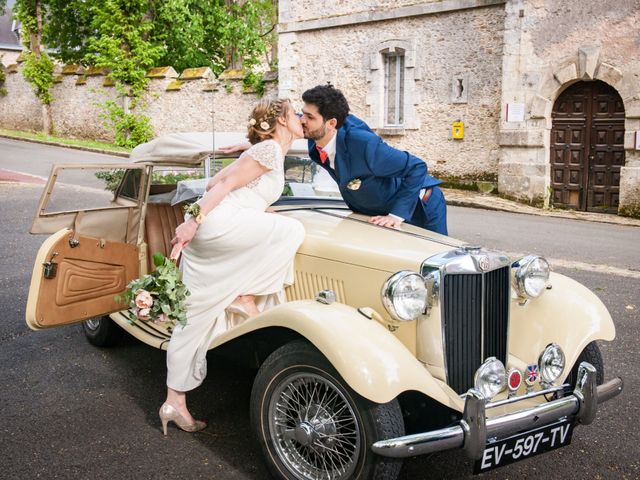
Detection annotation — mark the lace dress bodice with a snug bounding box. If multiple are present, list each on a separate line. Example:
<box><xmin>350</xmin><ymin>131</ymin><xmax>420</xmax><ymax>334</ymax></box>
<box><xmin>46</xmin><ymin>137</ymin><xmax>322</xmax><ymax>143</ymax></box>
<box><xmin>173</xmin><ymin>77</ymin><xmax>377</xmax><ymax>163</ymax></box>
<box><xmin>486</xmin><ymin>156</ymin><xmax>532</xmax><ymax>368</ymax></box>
<box><xmin>225</xmin><ymin>139</ymin><xmax>285</xmax><ymax>209</ymax></box>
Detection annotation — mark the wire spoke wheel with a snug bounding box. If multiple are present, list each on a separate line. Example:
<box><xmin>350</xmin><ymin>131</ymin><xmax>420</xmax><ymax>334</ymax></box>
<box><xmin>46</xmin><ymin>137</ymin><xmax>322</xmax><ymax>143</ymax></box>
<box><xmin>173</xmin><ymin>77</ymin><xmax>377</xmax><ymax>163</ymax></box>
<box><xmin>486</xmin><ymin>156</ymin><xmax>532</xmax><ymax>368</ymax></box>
<box><xmin>251</xmin><ymin>340</ymin><xmax>404</xmax><ymax>480</ymax></box>
<box><xmin>269</xmin><ymin>372</ymin><xmax>361</xmax><ymax>479</ymax></box>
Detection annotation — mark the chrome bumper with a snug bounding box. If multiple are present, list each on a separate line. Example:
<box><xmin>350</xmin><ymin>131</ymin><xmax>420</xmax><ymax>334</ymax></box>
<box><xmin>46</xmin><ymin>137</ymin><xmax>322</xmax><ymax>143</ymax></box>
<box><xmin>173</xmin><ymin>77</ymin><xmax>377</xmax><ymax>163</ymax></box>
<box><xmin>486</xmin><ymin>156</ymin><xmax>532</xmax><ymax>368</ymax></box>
<box><xmin>371</xmin><ymin>362</ymin><xmax>623</xmax><ymax>459</ymax></box>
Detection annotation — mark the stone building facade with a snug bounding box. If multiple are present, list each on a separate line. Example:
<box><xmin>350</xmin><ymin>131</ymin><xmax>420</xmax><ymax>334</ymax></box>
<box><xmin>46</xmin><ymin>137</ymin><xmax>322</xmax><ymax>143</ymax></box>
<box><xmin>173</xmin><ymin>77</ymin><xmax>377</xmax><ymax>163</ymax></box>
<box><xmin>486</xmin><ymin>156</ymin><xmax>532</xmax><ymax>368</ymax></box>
<box><xmin>278</xmin><ymin>0</ymin><xmax>640</xmax><ymax>216</ymax></box>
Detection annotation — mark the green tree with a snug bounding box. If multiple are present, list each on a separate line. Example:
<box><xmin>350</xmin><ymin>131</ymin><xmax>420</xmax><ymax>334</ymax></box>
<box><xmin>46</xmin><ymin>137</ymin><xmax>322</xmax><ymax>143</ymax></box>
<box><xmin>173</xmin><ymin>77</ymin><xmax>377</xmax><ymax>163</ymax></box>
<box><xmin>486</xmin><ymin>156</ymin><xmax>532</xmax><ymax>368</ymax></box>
<box><xmin>147</xmin><ymin>0</ymin><xmax>218</xmax><ymax>73</ymax></box>
<box><xmin>43</xmin><ymin>0</ymin><xmax>95</xmax><ymax>65</ymax></box>
<box><xmin>148</xmin><ymin>0</ymin><xmax>277</xmax><ymax>74</ymax></box>
<box><xmin>83</xmin><ymin>0</ymin><xmax>165</xmax><ymax>148</ymax></box>
<box><xmin>219</xmin><ymin>0</ymin><xmax>276</xmax><ymax>72</ymax></box>
<box><xmin>14</xmin><ymin>0</ymin><xmax>55</xmax><ymax>134</ymax></box>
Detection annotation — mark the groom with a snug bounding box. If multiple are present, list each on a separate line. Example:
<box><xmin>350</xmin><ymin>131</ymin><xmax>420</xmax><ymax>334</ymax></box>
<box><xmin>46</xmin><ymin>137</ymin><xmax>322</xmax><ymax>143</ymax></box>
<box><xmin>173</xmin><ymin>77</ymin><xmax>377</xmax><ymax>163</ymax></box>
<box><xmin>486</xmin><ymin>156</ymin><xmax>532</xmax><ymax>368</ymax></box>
<box><xmin>300</xmin><ymin>84</ymin><xmax>447</xmax><ymax>235</ymax></box>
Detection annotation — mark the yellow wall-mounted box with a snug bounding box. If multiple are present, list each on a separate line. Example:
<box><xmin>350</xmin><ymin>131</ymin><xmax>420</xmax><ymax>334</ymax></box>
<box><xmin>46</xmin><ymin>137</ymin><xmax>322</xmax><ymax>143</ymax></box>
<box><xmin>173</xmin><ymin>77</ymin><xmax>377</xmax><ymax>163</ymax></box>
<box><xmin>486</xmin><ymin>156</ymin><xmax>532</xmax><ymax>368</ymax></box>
<box><xmin>452</xmin><ymin>121</ymin><xmax>464</xmax><ymax>140</ymax></box>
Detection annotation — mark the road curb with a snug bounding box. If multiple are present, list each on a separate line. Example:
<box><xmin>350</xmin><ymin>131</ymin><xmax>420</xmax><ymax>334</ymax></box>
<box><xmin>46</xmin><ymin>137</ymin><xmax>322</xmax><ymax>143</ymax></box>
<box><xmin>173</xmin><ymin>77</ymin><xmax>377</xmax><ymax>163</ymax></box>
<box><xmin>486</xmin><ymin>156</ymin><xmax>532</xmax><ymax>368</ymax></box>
<box><xmin>0</xmin><ymin>133</ymin><xmax>130</xmax><ymax>158</ymax></box>
<box><xmin>443</xmin><ymin>189</ymin><xmax>640</xmax><ymax>227</ymax></box>
<box><xmin>0</xmin><ymin>169</ymin><xmax>47</xmax><ymax>184</ymax></box>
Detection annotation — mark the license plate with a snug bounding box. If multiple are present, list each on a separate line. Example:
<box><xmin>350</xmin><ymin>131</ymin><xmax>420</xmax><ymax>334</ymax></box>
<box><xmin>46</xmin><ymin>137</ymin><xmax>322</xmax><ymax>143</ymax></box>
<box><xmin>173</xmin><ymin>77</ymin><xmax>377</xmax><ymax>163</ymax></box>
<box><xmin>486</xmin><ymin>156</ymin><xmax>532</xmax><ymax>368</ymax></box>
<box><xmin>473</xmin><ymin>420</ymin><xmax>574</xmax><ymax>473</ymax></box>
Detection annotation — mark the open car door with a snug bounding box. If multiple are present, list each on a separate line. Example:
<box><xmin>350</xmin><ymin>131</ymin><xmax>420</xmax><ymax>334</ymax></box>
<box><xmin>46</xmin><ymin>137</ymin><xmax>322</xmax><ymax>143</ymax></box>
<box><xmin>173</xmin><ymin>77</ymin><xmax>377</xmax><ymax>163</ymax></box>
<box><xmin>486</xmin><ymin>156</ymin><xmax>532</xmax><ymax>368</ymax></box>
<box><xmin>26</xmin><ymin>164</ymin><xmax>149</xmax><ymax>330</ymax></box>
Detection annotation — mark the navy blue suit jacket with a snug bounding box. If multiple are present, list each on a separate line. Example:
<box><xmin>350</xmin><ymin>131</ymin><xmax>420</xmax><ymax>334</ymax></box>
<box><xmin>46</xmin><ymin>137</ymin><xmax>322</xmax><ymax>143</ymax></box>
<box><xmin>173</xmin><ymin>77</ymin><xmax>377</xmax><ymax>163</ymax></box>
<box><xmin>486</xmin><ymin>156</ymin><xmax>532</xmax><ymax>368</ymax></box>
<box><xmin>308</xmin><ymin>115</ymin><xmax>446</xmax><ymax>232</ymax></box>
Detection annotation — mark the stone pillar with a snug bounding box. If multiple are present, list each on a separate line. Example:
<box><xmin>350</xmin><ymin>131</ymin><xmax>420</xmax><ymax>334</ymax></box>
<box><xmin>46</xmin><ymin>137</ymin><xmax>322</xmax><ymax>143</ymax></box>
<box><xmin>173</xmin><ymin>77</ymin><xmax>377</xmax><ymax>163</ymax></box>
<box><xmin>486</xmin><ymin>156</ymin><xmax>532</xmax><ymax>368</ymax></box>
<box><xmin>497</xmin><ymin>0</ymin><xmax>550</xmax><ymax>206</ymax></box>
<box><xmin>620</xmin><ymin>107</ymin><xmax>640</xmax><ymax>217</ymax></box>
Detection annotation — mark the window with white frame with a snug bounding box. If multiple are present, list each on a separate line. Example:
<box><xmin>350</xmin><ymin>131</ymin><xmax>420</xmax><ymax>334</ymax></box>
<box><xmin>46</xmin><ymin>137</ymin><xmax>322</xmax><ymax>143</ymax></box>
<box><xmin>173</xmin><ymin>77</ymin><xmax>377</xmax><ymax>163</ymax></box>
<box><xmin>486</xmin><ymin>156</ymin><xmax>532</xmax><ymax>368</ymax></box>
<box><xmin>366</xmin><ymin>39</ymin><xmax>418</xmax><ymax>131</ymax></box>
<box><xmin>383</xmin><ymin>49</ymin><xmax>405</xmax><ymax>126</ymax></box>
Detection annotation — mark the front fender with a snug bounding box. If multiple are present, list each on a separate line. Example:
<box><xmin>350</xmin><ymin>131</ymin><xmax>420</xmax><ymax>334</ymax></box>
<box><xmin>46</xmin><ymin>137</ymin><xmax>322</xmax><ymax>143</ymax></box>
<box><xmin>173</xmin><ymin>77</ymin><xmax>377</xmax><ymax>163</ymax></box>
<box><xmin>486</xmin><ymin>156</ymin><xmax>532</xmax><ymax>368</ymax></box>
<box><xmin>211</xmin><ymin>300</ymin><xmax>462</xmax><ymax>410</ymax></box>
<box><xmin>509</xmin><ymin>271</ymin><xmax>615</xmax><ymax>382</ymax></box>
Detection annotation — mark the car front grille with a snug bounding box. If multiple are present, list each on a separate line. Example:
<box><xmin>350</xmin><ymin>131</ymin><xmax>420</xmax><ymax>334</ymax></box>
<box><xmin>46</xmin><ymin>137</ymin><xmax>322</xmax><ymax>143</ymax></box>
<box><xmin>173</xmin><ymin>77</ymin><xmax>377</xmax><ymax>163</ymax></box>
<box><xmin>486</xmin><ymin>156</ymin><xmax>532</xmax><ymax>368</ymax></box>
<box><xmin>442</xmin><ymin>266</ymin><xmax>510</xmax><ymax>394</ymax></box>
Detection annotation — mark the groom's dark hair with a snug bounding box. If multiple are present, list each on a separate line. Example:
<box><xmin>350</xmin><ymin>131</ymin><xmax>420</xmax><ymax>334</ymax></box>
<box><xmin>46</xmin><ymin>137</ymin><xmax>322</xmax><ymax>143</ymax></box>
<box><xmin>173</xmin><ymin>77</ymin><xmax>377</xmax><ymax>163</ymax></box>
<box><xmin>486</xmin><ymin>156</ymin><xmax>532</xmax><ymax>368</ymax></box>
<box><xmin>302</xmin><ymin>83</ymin><xmax>350</xmax><ymax>128</ymax></box>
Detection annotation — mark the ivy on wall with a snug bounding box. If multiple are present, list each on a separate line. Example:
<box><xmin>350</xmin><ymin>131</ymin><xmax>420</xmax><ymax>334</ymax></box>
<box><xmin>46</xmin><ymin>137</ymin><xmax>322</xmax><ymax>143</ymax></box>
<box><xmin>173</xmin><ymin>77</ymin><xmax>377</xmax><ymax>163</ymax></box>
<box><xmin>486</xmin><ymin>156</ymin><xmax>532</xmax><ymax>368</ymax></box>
<box><xmin>21</xmin><ymin>52</ymin><xmax>54</xmax><ymax>104</ymax></box>
<box><xmin>13</xmin><ymin>0</ymin><xmax>55</xmax><ymax>133</ymax></box>
<box><xmin>0</xmin><ymin>65</ymin><xmax>6</xmax><ymax>96</ymax></box>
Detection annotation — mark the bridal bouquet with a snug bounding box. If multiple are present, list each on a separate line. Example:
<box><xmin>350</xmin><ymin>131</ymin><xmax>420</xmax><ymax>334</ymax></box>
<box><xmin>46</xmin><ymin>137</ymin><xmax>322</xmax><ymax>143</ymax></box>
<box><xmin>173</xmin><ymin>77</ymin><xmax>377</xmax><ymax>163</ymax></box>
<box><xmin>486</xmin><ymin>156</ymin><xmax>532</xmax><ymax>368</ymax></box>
<box><xmin>116</xmin><ymin>253</ymin><xmax>190</xmax><ymax>327</ymax></box>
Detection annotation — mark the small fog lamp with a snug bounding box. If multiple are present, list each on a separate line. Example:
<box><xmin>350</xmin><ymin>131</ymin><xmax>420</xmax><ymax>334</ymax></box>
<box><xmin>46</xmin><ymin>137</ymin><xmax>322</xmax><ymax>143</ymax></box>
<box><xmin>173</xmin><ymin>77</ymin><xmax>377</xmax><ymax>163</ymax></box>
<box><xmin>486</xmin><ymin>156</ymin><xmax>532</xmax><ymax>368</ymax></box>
<box><xmin>538</xmin><ymin>343</ymin><xmax>565</xmax><ymax>383</ymax></box>
<box><xmin>474</xmin><ymin>357</ymin><xmax>507</xmax><ymax>400</ymax></box>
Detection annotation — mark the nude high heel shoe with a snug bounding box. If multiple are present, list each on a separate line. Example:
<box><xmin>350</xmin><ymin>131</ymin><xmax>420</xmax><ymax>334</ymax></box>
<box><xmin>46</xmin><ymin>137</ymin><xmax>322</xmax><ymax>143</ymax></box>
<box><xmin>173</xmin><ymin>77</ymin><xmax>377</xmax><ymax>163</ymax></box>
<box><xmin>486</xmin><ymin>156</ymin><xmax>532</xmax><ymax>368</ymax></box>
<box><xmin>159</xmin><ymin>403</ymin><xmax>207</xmax><ymax>436</ymax></box>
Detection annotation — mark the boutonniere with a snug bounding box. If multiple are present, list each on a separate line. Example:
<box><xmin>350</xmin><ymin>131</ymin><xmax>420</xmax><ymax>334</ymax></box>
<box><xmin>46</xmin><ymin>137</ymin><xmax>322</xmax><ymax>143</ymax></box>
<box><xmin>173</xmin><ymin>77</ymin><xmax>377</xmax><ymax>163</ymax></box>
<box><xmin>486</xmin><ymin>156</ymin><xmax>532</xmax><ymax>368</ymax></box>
<box><xmin>347</xmin><ymin>178</ymin><xmax>362</xmax><ymax>190</ymax></box>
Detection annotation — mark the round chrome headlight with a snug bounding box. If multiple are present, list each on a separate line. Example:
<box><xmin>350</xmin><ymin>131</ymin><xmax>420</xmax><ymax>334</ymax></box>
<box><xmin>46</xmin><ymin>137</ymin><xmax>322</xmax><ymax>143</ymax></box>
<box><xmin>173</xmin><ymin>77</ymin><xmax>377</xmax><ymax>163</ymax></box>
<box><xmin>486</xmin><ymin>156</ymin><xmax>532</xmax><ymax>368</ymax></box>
<box><xmin>538</xmin><ymin>343</ymin><xmax>565</xmax><ymax>383</ymax></box>
<box><xmin>513</xmin><ymin>255</ymin><xmax>550</xmax><ymax>298</ymax></box>
<box><xmin>381</xmin><ymin>271</ymin><xmax>427</xmax><ymax>321</ymax></box>
<box><xmin>474</xmin><ymin>357</ymin><xmax>506</xmax><ymax>400</ymax></box>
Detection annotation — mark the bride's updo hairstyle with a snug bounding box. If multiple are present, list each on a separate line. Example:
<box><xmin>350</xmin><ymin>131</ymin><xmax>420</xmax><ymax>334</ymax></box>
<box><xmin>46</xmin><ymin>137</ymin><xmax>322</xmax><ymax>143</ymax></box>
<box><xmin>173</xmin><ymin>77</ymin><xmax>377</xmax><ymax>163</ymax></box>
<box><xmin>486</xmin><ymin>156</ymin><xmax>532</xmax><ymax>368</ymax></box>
<box><xmin>247</xmin><ymin>98</ymin><xmax>292</xmax><ymax>145</ymax></box>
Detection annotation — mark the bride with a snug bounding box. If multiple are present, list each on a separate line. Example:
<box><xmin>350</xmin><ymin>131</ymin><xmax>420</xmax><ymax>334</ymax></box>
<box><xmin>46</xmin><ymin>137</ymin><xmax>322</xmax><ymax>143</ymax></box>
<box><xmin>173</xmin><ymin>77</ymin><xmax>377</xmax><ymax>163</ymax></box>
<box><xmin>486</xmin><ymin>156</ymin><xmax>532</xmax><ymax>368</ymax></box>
<box><xmin>159</xmin><ymin>98</ymin><xmax>305</xmax><ymax>434</ymax></box>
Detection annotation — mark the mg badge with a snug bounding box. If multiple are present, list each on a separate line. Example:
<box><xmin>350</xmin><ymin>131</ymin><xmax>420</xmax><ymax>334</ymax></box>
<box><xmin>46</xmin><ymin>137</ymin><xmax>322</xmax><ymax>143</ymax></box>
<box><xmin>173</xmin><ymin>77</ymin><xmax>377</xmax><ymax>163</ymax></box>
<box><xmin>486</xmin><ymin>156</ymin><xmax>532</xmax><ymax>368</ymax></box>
<box><xmin>478</xmin><ymin>255</ymin><xmax>490</xmax><ymax>271</ymax></box>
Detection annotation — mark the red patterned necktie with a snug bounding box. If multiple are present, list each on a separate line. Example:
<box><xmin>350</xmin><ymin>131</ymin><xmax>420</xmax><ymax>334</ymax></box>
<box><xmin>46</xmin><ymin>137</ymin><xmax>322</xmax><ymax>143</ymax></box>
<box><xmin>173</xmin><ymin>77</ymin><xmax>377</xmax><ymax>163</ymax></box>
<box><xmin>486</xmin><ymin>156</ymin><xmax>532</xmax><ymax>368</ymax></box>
<box><xmin>315</xmin><ymin>145</ymin><xmax>328</xmax><ymax>164</ymax></box>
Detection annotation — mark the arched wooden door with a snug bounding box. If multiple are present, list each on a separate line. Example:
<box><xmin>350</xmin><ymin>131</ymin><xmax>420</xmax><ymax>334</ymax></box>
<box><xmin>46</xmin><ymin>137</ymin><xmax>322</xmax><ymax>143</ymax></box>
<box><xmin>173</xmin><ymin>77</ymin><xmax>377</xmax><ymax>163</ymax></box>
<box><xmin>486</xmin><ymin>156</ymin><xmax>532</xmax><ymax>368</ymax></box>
<box><xmin>550</xmin><ymin>80</ymin><xmax>625</xmax><ymax>213</ymax></box>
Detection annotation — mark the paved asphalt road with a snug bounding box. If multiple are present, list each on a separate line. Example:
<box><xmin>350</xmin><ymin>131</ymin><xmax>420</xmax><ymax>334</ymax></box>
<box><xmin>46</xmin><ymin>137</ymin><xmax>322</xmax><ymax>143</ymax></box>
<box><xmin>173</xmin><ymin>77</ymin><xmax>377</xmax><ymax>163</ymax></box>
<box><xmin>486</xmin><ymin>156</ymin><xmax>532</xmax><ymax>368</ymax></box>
<box><xmin>0</xmin><ymin>139</ymin><xmax>638</xmax><ymax>479</ymax></box>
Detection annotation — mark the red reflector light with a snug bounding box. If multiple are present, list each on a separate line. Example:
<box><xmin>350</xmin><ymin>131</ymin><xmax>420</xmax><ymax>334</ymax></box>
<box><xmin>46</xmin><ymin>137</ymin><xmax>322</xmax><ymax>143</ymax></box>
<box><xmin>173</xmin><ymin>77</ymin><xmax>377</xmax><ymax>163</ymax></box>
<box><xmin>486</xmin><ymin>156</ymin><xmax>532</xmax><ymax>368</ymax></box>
<box><xmin>508</xmin><ymin>369</ymin><xmax>522</xmax><ymax>390</ymax></box>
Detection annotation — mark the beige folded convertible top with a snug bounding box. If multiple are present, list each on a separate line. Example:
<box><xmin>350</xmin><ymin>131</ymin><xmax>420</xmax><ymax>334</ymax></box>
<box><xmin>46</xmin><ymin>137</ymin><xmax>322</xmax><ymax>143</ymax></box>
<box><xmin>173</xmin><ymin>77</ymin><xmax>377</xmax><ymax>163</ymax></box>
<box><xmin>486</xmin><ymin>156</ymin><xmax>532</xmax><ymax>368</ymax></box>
<box><xmin>130</xmin><ymin>132</ymin><xmax>310</xmax><ymax>166</ymax></box>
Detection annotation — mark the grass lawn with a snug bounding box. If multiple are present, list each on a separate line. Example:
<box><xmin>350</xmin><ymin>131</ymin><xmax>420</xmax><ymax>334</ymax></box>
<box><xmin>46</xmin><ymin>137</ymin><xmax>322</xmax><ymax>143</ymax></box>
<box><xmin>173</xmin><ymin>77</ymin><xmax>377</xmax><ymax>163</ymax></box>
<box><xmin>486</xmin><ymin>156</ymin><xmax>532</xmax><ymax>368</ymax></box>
<box><xmin>0</xmin><ymin>128</ymin><xmax>131</xmax><ymax>154</ymax></box>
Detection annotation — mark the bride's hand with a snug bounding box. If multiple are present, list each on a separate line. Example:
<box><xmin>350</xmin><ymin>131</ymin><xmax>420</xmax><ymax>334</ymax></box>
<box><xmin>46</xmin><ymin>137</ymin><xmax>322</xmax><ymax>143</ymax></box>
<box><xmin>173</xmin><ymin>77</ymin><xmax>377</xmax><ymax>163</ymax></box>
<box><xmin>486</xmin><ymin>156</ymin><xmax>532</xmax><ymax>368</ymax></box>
<box><xmin>171</xmin><ymin>219</ymin><xmax>198</xmax><ymax>250</ymax></box>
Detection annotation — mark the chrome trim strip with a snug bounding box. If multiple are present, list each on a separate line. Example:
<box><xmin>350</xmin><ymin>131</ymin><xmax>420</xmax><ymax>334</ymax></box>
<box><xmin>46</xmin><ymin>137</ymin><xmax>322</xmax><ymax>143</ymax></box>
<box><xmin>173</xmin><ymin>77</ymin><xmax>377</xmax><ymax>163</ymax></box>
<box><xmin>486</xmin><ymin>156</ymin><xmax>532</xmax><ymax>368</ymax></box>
<box><xmin>371</xmin><ymin>366</ymin><xmax>623</xmax><ymax>459</ymax></box>
<box><xmin>596</xmin><ymin>375</ymin><xmax>624</xmax><ymax>403</ymax></box>
<box><xmin>487</xmin><ymin>384</ymin><xmax>566</xmax><ymax>408</ymax></box>
<box><xmin>480</xmin><ymin>269</ymin><xmax>486</xmax><ymax>361</ymax></box>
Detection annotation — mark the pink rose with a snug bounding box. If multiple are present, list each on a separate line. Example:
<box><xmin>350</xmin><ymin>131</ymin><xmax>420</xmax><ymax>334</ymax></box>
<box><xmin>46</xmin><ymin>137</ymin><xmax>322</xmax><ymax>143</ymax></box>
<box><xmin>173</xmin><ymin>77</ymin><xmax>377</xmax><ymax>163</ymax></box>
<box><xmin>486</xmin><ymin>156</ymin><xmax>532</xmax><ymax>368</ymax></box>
<box><xmin>135</xmin><ymin>290</ymin><xmax>153</xmax><ymax>309</ymax></box>
<box><xmin>138</xmin><ymin>307</ymin><xmax>151</xmax><ymax>320</ymax></box>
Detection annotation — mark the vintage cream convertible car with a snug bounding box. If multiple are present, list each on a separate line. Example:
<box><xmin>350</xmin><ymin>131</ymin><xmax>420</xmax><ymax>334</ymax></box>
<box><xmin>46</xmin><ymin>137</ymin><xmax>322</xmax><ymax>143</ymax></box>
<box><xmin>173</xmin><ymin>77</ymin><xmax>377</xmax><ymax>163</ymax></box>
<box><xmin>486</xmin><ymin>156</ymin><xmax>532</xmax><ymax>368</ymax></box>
<box><xmin>26</xmin><ymin>132</ymin><xmax>623</xmax><ymax>479</ymax></box>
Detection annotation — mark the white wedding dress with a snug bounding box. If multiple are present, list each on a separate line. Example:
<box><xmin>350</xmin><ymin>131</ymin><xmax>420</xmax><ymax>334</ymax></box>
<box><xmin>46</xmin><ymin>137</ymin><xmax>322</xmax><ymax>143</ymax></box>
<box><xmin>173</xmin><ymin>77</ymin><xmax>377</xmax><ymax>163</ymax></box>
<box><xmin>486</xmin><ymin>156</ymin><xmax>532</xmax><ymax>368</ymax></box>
<box><xmin>166</xmin><ymin>139</ymin><xmax>305</xmax><ymax>391</ymax></box>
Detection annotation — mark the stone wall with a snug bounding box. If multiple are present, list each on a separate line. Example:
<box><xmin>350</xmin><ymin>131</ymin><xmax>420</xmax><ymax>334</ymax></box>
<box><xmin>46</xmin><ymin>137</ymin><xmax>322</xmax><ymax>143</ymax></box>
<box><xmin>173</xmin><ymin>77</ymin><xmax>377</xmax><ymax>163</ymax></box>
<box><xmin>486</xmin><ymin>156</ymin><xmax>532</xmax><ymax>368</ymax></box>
<box><xmin>0</xmin><ymin>64</ymin><xmax>276</xmax><ymax>141</ymax></box>
<box><xmin>279</xmin><ymin>0</ymin><xmax>507</xmax><ymax>179</ymax></box>
<box><xmin>498</xmin><ymin>0</ymin><xmax>640</xmax><ymax>212</ymax></box>
<box><xmin>280</xmin><ymin>0</ymin><xmax>442</xmax><ymax>23</ymax></box>
<box><xmin>0</xmin><ymin>49</ymin><xmax>20</xmax><ymax>67</ymax></box>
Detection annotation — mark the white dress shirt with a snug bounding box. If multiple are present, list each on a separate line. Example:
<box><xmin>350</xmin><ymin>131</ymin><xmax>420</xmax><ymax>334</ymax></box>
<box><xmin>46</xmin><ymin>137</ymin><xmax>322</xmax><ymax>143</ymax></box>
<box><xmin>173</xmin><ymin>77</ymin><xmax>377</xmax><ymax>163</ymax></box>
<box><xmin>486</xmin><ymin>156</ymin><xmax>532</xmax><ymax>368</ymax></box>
<box><xmin>319</xmin><ymin>131</ymin><xmax>337</xmax><ymax>170</ymax></box>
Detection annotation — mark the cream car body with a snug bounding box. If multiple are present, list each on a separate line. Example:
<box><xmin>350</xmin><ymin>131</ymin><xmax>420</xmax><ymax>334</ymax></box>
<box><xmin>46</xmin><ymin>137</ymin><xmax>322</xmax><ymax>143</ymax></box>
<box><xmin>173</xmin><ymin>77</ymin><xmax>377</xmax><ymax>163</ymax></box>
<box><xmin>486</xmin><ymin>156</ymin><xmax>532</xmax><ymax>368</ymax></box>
<box><xmin>26</xmin><ymin>132</ymin><xmax>623</xmax><ymax>479</ymax></box>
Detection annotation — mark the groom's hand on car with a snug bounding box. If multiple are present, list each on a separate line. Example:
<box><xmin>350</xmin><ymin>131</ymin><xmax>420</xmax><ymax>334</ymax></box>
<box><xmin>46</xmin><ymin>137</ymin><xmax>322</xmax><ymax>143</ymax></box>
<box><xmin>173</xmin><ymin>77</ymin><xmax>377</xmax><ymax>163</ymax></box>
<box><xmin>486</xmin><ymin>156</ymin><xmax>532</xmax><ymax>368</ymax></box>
<box><xmin>369</xmin><ymin>215</ymin><xmax>403</xmax><ymax>229</ymax></box>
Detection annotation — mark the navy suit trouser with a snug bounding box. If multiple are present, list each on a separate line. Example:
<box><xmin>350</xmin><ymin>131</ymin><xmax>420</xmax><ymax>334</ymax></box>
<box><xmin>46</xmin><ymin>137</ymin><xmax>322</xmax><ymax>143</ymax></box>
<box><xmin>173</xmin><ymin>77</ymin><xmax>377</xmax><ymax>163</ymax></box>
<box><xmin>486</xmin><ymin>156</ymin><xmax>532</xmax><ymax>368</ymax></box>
<box><xmin>408</xmin><ymin>186</ymin><xmax>448</xmax><ymax>235</ymax></box>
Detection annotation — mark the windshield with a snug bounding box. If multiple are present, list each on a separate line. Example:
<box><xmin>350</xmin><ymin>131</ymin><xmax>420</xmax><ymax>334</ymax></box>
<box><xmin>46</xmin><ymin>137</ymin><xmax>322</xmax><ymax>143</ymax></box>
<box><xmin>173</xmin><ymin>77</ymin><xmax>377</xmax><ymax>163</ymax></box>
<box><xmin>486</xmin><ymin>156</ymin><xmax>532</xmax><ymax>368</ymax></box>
<box><xmin>284</xmin><ymin>155</ymin><xmax>341</xmax><ymax>198</ymax></box>
<box><xmin>149</xmin><ymin>154</ymin><xmax>342</xmax><ymax>205</ymax></box>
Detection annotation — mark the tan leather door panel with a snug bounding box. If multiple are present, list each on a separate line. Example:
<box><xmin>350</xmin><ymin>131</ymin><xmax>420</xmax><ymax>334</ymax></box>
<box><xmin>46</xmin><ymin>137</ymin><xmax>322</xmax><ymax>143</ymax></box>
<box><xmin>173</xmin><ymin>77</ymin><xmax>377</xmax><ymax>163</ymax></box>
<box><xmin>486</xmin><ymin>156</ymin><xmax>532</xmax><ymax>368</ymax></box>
<box><xmin>26</xmin><ymin>229</ymin><xmax>139</xmax><ymax>330</ymax></box>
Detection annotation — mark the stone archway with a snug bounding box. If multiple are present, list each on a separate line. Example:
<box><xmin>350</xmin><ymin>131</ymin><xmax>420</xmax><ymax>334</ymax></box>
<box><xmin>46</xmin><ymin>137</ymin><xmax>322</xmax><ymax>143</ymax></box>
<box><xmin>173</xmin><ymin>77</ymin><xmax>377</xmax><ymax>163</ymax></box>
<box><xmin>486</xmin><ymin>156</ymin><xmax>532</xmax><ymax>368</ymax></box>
<box><xmin>498</xmin><ymin>45</ymin><xmax>640</xmax><ymax>216</ymax></box>
<box><xmin>549</xmin><ymin>80</ymin><xmax>625</xmax><ymax>213</ymax></box>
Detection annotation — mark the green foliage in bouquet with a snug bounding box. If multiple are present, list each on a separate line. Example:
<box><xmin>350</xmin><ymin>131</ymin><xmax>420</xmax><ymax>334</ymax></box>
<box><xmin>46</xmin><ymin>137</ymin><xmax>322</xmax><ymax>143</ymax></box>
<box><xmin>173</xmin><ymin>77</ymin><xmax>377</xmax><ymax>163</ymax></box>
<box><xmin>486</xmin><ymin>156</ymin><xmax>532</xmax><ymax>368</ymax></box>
<box><xmin>116</xmin><ymin>253</ymin><xmax>189</xmax><ymax>327</ymax></box>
